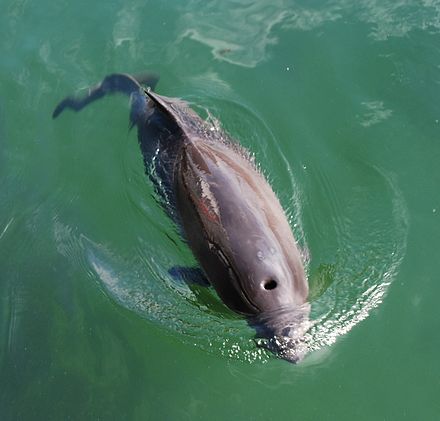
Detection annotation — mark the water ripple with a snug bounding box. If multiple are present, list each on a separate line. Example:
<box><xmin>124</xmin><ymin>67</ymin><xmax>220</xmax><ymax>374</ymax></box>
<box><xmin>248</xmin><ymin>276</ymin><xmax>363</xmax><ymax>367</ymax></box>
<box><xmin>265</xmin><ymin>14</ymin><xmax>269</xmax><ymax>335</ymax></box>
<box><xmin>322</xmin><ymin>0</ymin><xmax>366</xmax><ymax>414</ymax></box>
<box><xmin>50</xmin><ymin>94</ymin><xmax>408</xmax><ymax>363</ymax></box>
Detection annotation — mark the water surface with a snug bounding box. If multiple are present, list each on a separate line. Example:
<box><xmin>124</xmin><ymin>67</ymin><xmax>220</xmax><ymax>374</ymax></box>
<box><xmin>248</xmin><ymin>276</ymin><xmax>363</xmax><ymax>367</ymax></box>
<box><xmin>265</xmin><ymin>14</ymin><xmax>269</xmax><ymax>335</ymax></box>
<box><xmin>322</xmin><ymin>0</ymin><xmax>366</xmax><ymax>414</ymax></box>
<box><xmin>1</xmin><ymin>0</ymin><xmax>439</xmax><ymax>419</ymax></box>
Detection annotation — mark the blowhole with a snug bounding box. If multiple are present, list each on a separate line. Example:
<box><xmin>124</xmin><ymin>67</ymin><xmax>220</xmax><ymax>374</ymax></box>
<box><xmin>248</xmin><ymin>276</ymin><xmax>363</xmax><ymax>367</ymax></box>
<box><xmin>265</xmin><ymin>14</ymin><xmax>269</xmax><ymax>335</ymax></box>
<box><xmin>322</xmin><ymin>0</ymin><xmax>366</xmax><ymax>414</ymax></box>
<box><xmin>263</xmin><ymin>279</ymin><xmax>277</xmax><ymax>290</ymax></box>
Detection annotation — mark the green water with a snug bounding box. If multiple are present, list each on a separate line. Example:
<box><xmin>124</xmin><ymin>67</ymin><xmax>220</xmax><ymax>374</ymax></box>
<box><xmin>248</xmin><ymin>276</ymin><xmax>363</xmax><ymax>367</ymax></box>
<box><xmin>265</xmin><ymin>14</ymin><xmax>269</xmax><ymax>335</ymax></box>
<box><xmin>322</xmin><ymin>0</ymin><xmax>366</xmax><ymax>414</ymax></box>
<box><xmin>1</xmin><ymin>0</ymin><xmax>440</xmax><ymax>419</ymax></box>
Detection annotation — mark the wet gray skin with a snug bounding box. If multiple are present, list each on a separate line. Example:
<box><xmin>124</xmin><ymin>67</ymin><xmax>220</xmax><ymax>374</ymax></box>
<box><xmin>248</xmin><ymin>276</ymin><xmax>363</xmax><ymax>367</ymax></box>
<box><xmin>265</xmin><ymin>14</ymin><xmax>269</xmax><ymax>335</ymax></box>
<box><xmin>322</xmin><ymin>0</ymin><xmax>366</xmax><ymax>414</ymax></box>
<box><xmin>53</xmin><ymin>73</ymin><xmax>311</xmax><ymax>363</ymax></box>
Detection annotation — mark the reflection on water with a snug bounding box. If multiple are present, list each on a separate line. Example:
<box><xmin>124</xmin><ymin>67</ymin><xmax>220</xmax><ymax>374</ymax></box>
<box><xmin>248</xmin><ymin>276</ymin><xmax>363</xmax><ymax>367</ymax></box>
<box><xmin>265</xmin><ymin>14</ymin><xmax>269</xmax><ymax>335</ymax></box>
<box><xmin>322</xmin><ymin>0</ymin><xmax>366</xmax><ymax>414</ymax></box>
<box><xmin>176</xmin><ymin>0</ymin><xmax>340</xmax><ymax>67</ymax></box>
<box><xmin>359</xmin><ymin>101</ymin><xmax>393</xmax><ymax>127</ymax></box>
<box><xmin>305</xmin><ymin>165</ymin><xmax>408</xmax><ymax>353</ymax></box>
<box><xmin>175</xmin><ymin>0</ymin><xmax>440</xmax><ymax>67</ymax></box>
<box><xmin>356</xmin><ymin>0</ymin><xmax>440</xmax><ymax>40</ymax></box>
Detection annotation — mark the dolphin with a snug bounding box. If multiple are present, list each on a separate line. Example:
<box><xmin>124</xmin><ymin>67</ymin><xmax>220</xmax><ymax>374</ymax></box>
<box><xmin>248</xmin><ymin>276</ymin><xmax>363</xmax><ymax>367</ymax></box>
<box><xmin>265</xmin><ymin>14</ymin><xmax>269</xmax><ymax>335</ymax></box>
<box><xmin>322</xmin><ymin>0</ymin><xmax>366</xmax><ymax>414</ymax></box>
<box><xmin>53</xmin><ymin>73</ymin><xmax>310</xmax><ymax>362</ymax></box>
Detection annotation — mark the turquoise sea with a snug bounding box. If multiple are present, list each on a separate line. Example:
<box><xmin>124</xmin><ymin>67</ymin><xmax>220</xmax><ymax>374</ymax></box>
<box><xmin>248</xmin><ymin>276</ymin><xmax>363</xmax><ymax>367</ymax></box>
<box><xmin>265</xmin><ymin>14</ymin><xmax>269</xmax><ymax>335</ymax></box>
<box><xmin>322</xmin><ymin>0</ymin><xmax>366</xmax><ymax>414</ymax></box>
<box><xmin>1</xmin><ymin>0</ymin><xmax>439</xmax><ymax>419</ymax></box>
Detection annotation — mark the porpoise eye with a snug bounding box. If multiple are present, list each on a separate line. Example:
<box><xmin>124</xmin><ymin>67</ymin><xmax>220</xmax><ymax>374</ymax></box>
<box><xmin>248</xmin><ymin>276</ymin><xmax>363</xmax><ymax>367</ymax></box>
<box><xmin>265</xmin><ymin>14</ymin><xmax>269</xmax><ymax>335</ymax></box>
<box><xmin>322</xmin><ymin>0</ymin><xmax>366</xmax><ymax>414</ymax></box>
<box><xmin>263</xmin><ymin>279</ymin><xmax>277</xmax><ymax>290</ymax></box>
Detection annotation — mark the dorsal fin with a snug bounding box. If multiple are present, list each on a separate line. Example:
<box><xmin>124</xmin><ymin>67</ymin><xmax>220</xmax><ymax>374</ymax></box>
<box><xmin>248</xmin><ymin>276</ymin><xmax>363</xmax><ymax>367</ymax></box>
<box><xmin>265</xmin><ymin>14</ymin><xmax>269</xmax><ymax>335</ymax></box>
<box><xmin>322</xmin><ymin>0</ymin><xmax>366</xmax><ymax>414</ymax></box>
<box><xmin>145</xmin><ymin>89</ymin><xmax>195</xmax><ymax>137</ymax></box>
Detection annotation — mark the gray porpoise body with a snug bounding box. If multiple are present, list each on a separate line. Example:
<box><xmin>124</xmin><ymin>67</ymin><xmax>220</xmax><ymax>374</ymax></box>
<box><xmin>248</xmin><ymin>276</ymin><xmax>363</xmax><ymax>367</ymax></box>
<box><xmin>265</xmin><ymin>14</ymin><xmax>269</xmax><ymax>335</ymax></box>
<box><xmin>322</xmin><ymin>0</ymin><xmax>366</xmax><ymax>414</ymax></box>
<box><xmin>53</xmin><ymin>73</ymin><xmax>311</xmax><ymax>363</ymax></box>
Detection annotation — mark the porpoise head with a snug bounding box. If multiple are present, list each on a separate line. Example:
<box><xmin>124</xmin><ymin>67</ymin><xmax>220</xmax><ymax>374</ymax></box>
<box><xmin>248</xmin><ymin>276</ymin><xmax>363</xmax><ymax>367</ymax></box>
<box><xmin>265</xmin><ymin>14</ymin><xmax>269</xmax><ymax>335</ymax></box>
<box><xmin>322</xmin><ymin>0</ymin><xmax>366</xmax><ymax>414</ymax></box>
<box><xmin>207</xmin><ymin>228</ymin><xmax>312</xmax><ymax>363</ymax></box>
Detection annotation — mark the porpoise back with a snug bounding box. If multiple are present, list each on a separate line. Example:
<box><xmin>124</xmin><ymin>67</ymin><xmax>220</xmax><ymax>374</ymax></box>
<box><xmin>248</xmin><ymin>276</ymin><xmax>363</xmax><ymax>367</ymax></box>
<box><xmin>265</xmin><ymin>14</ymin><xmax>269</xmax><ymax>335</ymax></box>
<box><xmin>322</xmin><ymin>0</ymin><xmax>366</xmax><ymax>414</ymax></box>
<box><xmin>53</xmin><ymin>73</ymin><xmax>311</xmax><ymax>362</ymax></box>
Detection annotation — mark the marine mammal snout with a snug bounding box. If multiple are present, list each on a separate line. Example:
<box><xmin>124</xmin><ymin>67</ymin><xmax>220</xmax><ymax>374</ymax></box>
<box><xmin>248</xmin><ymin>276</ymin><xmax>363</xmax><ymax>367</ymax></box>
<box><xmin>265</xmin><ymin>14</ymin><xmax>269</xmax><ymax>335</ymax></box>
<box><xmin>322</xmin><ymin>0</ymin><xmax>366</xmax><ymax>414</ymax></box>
<box><xmin>258</xmin><ymin>335</ymin><xmax>308</xmax><ymax>364</ymax></box>
<box><xmin>250</xmin><ymin>304</ymin><xmax>311</xmax><ymax>363</ymax></box>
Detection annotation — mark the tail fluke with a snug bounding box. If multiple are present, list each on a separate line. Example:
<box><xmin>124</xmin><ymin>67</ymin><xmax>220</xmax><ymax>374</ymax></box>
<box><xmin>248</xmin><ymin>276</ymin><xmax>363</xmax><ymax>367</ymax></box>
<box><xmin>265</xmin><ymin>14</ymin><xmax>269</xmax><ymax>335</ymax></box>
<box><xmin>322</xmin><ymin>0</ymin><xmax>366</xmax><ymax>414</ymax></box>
<box><xmin>52</xmin><ymin>73</ymin><xmax>160</xmax><ymax>119</ymax></box>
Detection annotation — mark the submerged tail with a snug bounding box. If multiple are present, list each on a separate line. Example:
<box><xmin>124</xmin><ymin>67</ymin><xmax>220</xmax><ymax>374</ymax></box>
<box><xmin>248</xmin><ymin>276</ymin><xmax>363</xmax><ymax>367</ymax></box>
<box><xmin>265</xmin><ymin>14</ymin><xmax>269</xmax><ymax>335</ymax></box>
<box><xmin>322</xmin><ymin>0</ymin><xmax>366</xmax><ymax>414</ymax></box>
<box><xmin>52</xmin><ymin>73</ymin><xmax>159</xmax><ymax>120</ymax></box>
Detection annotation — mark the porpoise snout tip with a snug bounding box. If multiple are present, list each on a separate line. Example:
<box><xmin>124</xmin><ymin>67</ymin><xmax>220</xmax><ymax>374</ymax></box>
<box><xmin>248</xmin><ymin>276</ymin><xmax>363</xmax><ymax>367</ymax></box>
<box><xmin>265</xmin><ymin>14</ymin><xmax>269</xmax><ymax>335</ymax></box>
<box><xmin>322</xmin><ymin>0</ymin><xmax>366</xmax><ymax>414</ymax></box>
<box><xmin>250</xmin><ymin>305</ymin><xmax>311</xmax><ymax>363</ymax></box>
<box><xmin>256</xmin><ymin>335</ymin><xmax>308</xmax><ymax>364</ymax></box>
